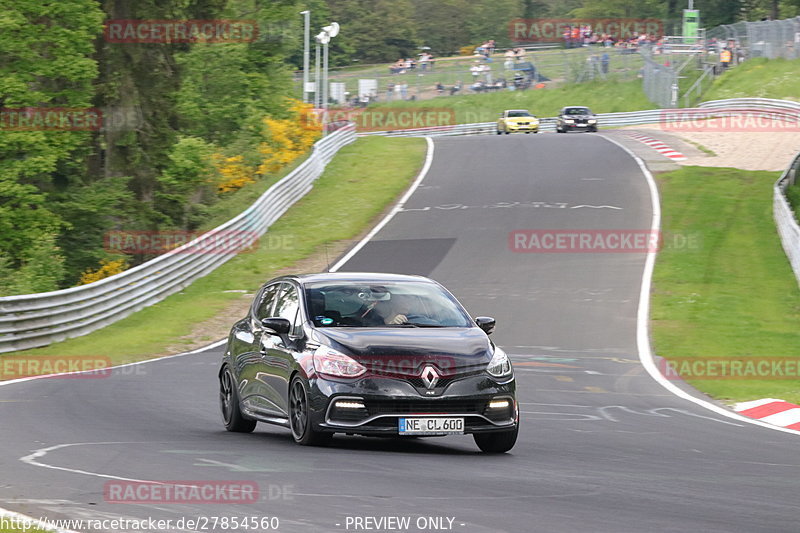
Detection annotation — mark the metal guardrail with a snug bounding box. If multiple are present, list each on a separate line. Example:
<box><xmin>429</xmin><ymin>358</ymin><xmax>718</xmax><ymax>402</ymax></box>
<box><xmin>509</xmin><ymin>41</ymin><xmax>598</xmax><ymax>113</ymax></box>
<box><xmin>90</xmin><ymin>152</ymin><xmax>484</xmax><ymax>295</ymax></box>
<box><xmin>774</xmin><ymin>152</ymin><xmax>800</xmax><ymax>286</ymax></box>
<box><xmin>0</xmin><ymin>126</ymin><xmax>357</xmax><ymax>353</ymax></box>
<box><xmin>358</xmin><ymin>98</ymin><xmax>800</xmax><ymax>137</ymax></box>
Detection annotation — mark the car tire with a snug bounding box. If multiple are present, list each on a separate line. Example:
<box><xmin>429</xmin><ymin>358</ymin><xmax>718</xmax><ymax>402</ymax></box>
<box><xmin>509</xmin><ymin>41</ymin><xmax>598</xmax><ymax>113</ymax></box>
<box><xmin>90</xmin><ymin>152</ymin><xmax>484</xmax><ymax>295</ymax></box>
<box><xmin>473</xmin><ymin>424</ymin><xmax>518</xmax><ymax>453</ymax></box>
<box><xmin>556</xmin><ymin>127</ymin><xmax>563</xmax><ymax>133</ymax></box>
<box><xmin>289</xmin><ymin>376</ymin><xmax>332</xmax><ymax>446</ymax></box>
<box><xmin>504</xmin><ymin>131</ymin><xmax>510</xmax><ymax>135</ymax></box>
<box><xmin>220</xmin><ymin>366</ymin><xmax>257</xmax><ymax>433</ymax></box>
<box><xmin>496</xmin><ymin>130</ymin><xmax>502</xmax><ymax>135</ymax></box>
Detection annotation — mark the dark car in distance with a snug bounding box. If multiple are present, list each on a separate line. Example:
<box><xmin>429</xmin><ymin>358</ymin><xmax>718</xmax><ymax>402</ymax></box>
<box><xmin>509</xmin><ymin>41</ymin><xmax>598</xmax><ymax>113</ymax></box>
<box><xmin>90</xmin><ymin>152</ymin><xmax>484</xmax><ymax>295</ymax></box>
<box><xmin>556</xmin><ymin>106</ymin><xmax>598</xmax><ymax>133</ymax></box>
<box><xmin>219</xmin><ymin>273</ymin><xmax>518</xmax><ymax>453</ymax></box>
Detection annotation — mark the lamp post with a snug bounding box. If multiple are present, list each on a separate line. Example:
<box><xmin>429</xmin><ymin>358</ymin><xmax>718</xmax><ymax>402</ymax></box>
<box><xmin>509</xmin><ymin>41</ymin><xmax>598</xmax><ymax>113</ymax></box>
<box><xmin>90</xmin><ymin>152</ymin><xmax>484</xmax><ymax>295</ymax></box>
<box><xmin>320</xmin><ymin>23</ymin><xmax>339</xmax><ymax>110</ymax></box>
<box><xmin>300</xmin><ymin>10</ymin><xmax>310</xmax><ymax>103</ymax></box>
<box><xmin>314</xmin><ymin>32</ymin><xmax>323</xmax><ymax>108</ymax></box>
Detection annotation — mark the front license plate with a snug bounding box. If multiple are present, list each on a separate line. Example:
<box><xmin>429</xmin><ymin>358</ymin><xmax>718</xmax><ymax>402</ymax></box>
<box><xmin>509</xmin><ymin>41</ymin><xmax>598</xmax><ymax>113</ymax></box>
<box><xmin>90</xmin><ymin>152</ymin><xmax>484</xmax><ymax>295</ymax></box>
<box><xmin>398</xmin><ymin>417</ymin><xmax>464</xmax><ymax>435</ymax></box>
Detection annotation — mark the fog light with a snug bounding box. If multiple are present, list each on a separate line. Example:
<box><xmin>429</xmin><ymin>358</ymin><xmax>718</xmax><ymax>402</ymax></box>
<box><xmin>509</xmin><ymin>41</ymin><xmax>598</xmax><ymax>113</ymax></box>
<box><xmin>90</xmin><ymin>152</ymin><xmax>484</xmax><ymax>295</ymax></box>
<box><xmin>488</xmin><ymin>399</ymin><xmax>510</xmax><ymax>409</ymax></box>
<box><xmin>335</xmin><ymin>400</ymin><xmax>365</xmax><ymax>409</ymax></box>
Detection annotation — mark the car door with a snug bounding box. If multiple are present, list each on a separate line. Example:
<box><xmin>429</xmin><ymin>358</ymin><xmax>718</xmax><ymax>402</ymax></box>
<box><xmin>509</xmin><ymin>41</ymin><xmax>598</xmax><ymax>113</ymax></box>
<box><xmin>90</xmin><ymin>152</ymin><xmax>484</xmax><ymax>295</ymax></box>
<box><xmin>239</xmin><ymin>283</ymin><xmax>281</xmax><ymax>416</ymax></box>
<box><xmin>498</xmin><ymin>111</ymin><xmax>506</xmax><ymax>131</ymax></box>
<box><xmin>261</xmin><ymin>282</ymin><xmax>305</xmax><ymax>416</ymax></box>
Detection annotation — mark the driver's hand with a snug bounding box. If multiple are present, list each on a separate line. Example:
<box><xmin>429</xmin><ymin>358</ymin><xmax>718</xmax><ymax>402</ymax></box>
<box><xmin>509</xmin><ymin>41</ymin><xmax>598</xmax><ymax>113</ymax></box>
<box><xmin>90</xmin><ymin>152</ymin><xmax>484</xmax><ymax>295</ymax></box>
<box><xmin>388</xmin><ymin>314</ymin><xmax>408</xmax><ymax>324</ymax></box>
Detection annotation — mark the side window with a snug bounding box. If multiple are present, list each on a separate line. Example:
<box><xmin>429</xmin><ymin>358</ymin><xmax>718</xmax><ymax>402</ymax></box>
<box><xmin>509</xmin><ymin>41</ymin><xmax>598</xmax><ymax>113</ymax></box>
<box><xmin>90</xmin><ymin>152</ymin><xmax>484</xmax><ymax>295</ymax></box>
<box><xmin>273</xmin><ymin>283</ymin><xmax>301</xmax><ymax>336</ymax></box>
<box><xmin>255</xmin><ymin>284</ymin><xmax>280</xmax><ymax>320</ymax></box>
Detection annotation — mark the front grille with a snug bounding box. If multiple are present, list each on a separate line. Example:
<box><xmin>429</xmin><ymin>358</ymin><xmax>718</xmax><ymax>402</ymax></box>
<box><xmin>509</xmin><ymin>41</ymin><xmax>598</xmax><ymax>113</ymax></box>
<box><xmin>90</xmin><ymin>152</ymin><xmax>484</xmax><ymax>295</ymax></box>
<box><xmin>405</xmin><ymin>368</ymin><xmax>484</xmax><ymax>390</ymax></box>
<box><xmin>366</xmin><ymin>399</ymin><xmax>485</xmax><ymax>416</ymax></box>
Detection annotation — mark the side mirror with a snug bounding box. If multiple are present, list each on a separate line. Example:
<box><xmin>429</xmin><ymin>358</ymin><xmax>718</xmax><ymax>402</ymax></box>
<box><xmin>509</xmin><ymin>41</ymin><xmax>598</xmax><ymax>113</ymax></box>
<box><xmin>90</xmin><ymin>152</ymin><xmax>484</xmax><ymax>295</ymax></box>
<box><xmin>475</xmin><ymin>316</ymin><xmax>496</xmax><ymax>335</ymax></box>
<box><xmin>261</xmin><ymin>317</ymin><xmax>291</xmax><ymax>335</ymax></box>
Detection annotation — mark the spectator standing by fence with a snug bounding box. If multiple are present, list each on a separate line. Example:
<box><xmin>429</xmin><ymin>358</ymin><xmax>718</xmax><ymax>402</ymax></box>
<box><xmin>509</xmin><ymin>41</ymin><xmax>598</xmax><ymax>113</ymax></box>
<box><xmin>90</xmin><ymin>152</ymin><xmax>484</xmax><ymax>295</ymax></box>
<box><xmin>720</xmin><ymin>47</ymin><xmax>732</xmax><ymax>69</ymax></box>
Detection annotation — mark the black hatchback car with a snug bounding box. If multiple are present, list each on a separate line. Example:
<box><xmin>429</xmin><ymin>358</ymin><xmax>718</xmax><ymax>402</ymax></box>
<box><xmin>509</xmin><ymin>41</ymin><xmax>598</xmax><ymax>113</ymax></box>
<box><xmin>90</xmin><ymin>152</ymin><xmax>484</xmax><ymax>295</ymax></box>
<box><xmin>555</xmin><ymin>106</ymin><xmax>598</xmax><ymax>133</ymax></box>
<box><xmin>219</xmin><ymin>273</ymin><xmax>518</xmax><ymax>452</ymax></box>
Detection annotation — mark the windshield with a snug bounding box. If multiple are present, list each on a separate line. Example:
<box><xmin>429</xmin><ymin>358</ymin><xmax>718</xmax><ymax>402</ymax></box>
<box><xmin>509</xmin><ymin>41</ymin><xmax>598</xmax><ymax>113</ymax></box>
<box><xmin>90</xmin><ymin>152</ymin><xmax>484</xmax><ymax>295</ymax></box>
<box><xmin>564</xmin><ymin>107</ymin><xmax>592</xmax><ymax>115</ymax></box>
<box><xmin>304</xmin><ymin>281</ymin><xmax>472</xmax><ymax>328</ymax></box>
<box><xmin>507</xmin><ymin>110</ymin><xmax>533</xmax><ymax>118</ymax></box>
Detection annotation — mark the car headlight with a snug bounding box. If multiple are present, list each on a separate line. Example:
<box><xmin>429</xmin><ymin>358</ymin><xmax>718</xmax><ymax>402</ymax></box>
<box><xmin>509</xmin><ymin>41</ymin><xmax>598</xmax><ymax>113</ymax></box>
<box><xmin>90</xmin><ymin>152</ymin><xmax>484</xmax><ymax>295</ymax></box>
<box><xmin>588</xmin><ymin>119</ymin><xmax>597</xmax><ymax>123</ymax></box>
<box><xmin>313</xmin><ymin>346</ymin><xmax>366</xmax><ymax>378</ymax></box>
<box><xmin>564</xmin><ymin>119</ymin><xmax>574</xmax><ymax>123</ymax></box>
<box><xmin>486</xmin><ymin>345</ymin><xmax>512</xmax><ymax>378</ymax></box>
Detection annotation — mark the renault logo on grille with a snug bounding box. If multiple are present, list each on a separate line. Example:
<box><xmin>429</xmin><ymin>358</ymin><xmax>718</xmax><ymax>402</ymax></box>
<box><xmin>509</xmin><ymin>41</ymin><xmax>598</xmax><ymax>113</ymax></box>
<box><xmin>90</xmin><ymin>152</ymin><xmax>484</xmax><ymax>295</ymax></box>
<box><xmin>420</xmin><ymin>365</ymin><xmax>439</xmax><ymax>389</ymax></box>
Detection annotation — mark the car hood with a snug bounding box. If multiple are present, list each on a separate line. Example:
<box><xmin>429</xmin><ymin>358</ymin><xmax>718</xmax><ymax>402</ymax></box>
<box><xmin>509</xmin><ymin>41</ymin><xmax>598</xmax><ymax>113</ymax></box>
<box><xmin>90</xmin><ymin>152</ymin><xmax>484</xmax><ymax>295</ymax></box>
<box><xmin>313</xmin><ymin>327</ymin><xmax>492</xmax><ymax>376</ymax></box>
<box><xmin>505</xmin><ymin>117</ymin><xmax>537</xmax><ymax>122</ymax></box>
<box><xmin>562</xmin><ymin>114</ymin><xmax>594</xmax><ymax>119</ymax></box>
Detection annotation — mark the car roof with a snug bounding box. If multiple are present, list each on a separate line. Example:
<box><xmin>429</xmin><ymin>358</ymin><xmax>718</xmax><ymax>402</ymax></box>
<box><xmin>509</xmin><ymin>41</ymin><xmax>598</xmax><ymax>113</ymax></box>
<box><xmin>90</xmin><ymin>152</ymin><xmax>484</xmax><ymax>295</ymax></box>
<box><xmin>505</xmin><ymin>109</ymin><xmax>530</xmax><ymax>113</ymax></box>
<box><xmin>270</xmin><ymin>272</ymin><xmax>436</xmax><ymax>286</ymax></box>
<box><xmin>562</xmin><ymin>106</ymin><xmax>591</xmax><ymax>110</ymax></box>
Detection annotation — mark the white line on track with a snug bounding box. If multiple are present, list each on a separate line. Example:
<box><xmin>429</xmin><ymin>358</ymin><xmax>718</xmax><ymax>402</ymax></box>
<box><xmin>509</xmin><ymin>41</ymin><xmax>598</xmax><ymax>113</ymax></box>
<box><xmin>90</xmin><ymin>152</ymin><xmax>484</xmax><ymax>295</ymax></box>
<box><xmin>600</xmin><ymin>134</ymin><xmax>800</xmax><ymax>437</ymax></box>
<box><xmin>0</xmin><ymin>339</ymin><xmax>227</xmax><ymax>527</ymax></box>
<box><xmin>329</xmin><ymin>136</ymin><xmax>435</xmax><ymax>272</ymax></box>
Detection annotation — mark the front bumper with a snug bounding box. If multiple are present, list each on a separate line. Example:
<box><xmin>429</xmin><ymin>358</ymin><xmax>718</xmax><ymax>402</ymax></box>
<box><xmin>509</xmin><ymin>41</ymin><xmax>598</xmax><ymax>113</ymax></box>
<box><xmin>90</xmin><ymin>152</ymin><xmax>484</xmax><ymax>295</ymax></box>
<box><xmin>308</xmin><ymin>374</ymin><xmax>517</xmax><ymax>436</ymax></box>
<box><xmin>561</xmin><ymin>122</ymin><xmax>596</xmax><ymax>130</ymax></box>
<box><xmin>506</xmin><ymin>123</ymin><xmax>539</xmax><ymax>132</ymax></box>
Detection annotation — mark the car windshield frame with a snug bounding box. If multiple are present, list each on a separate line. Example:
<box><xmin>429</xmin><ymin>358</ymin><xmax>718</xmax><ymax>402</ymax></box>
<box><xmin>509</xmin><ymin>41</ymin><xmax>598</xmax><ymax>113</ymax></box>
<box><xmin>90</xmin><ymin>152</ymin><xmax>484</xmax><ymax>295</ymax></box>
<box><xmin>563</xmin><ymin>107</ymin><xmax>592</xmax><ymax>116</ymax></box>
<box><xmin>303</xmin><ymin>280</ymin><xmax>474</xmax><ymax>328</ymax></box>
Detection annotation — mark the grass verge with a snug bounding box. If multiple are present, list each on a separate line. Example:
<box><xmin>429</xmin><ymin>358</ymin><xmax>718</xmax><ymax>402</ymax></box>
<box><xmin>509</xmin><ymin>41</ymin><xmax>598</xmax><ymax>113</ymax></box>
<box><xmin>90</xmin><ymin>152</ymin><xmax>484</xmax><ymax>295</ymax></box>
<box><xmin>703</xmin><ymin>57</ymin><xmax>800</xmax><ymax>102</ymax></box>
<box><xmin>370</xmin><ymin>79</ymin><xmax>653</xmax><ymax>124</ymax></box>
<box><xmin>1</xmin><ymin>137</ymin><xmax>426</xmax><ymax>368</ymax></box>
<box><xmin>651</xmin><ymin>166</ymin><xmax>800</xmax><ymax>404</ymax></box>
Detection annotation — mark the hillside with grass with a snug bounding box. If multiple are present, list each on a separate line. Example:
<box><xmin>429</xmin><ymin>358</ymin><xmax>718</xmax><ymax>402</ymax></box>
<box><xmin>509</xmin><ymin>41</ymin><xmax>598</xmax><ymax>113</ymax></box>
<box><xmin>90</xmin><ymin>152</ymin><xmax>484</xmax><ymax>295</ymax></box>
<box><xmin>372</xmin><ymin>79</ymin><xmax>654</xmax><ymax>123</ymax></box>
<box><xmin>703</xmin><ymin>57</ymin><xmax>800</xmax><ymax>102</ymax></box>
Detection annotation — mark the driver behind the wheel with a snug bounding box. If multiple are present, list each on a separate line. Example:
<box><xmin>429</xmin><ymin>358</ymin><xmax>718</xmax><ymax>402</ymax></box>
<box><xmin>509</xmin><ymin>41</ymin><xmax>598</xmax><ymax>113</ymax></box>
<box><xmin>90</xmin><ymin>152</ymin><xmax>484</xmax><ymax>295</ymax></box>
<box><xmin>361</xmin><ymin>294</ymin><xmax>413</xmax><ymax>325</ymax></box>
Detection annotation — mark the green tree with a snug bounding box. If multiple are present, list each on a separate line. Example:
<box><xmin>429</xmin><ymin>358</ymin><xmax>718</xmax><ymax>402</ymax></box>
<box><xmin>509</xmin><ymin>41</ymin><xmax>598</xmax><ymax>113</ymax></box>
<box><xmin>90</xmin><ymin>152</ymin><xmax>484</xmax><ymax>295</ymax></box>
<box><xmin>0</xmin><ymin>0</ymin><xmax>104</xmax><ymax>293</ymax></box>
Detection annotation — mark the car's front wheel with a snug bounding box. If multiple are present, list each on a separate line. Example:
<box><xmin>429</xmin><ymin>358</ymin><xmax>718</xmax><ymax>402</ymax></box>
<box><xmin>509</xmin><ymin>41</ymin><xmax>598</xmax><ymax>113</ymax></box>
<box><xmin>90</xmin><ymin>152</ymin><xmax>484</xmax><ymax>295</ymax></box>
<box><xmin>220</xmin><ymin>366</ymin><xmax>257</xmax><ymax>433</ymax></box>
<box><xmin>473</xmin><ymin>424</ymin><xmax>518</xmax><ymax>453</ymax></box>
<box><xmin>289</xmin><ymin>377</ymin><xmax>332</xmax><ymax>446</ymax></box>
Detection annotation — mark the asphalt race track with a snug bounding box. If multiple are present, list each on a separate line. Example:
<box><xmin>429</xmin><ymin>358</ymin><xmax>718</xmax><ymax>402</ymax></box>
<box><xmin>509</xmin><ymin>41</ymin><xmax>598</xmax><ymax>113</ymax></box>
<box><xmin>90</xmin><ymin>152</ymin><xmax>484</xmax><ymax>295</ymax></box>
<box><xmin>1</xmin><ymin>133</ymin><xmax>799</xmax><ymax>533</ymax></box>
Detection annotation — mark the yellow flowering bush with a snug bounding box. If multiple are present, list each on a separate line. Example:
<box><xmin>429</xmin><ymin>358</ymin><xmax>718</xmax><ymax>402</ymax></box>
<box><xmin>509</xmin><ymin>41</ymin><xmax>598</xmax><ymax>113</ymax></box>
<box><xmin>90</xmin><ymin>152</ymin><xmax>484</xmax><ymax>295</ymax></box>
<box><xmin>213</xmin><ymin>154</ymin><xmax>255</xmax><ymax>193</ymax></box>
<box><xmin>78</xmin><ymin>259</ymin><xmax>128</xmax><ymax>285</ymax></box>
<box><xmin>257</xmin><ymin>100</ymin><xmax>321</xmax><ymax>175</ymax></box>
